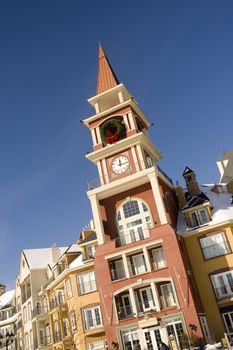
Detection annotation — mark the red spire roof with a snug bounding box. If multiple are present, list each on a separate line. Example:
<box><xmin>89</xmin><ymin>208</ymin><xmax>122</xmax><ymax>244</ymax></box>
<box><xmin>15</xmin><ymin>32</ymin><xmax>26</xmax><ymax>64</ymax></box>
<box><xmin>96</xmin><ymin>43</ymin><xmax>120</xmax><ymax>94</ymax></box>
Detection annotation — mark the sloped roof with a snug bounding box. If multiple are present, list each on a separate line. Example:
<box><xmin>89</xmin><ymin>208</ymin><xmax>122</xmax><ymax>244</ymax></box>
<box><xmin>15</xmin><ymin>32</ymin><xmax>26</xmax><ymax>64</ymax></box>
<box><xmin>97</xmin><ymin>43</ymin><xmax>120</xmax><ymax>94</ymax></box>
<box><xmin>178</xmin><ymin>184</ymin><xmax>233</xmax><ymax>234</ymax></box>
<box><xmin>182</xmin><ymin>166</ymin><xmax>194</xmax><ymax>176</ymax></box>
<box><xmin>182</xmin><ymin>192</ymin><xmax>210</xmax><ymax>210</ymax></box>
<box><xmin>23</xmin><ymin>247</ymin><xmax>67</xmax><ymax>269</ymax></box>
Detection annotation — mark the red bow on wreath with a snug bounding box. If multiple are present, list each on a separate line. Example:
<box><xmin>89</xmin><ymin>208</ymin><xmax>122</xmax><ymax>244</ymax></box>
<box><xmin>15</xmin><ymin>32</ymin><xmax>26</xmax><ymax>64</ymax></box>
<box><xmin>106</xmin><ymin>133</ymin><xmax>119</xmax><ymax>144</ymax></box>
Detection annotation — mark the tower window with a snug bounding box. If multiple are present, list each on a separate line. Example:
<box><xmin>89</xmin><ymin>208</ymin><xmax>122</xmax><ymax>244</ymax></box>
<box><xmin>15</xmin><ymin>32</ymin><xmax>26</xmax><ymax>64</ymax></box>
<box><xmin>123</xmin><ymin>200</ymin><xmax>140</xmax><ymax>218</ymax></box>
<box><xmin>116</xmin><ymin>199</ymin><xmax>153</xmax><ymax>246</ymax></box>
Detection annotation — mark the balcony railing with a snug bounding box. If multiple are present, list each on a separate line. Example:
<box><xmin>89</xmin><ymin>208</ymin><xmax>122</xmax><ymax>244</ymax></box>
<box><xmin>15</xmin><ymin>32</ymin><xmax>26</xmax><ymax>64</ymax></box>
<box><xmin>33</xmin><ymin>338</ymin><xmax>38</xmax><ymax>350</ymax></box>
<box><xmin>40</xmin><ymin>335</ymin><xmax>52</xmax><ymax>346</ymax></box>
<box><xmin>117</xmin><ymin>305</ymin><xmax>133</xmax><ymax>320</ymax></box>
<box><xmin>116</xmin><ymin>228</ymin><xmax>148</xmax><ymax>247</ymax></box>
<box><xmin>226</xmin><ymin>332</ymin><xmax>233</xmax><ymax>346</ymax></box>
<box><xmin>136</xmin><ymin>301</ymin><xmax>156</xmax><ymax>315</ymax></box>
<box><xmin>84</xmin><ymin>316</ymin><xmax>103</xmax><ymax>330</ymax></box>
<box><xmin>78</xmin><ymin>280</ymin><xmax>97</xmax><ymax>295</ymax></box>
<box><xmin>128</xmin><ymin>263</ymin><xmax>147</xmax><ymax>277</ymax></box>
<box><xmin>54</xmin><ymin>331</ymin><xmax>62</xmax><ymax>343</ymax></box>
<box><xmin>32</xmin><ymin>306</ymin><xmax>49</xmax><ymax>318</ymax></box>
<box><xmin>87</xmin><ymin>160</ymin><xmax>173</xmax><ymax>190</ymax></box>
<box><xmin>50</xmin><ymin>298</ymin><xmax>66</xmax><ymax>311</ymax></box>
<box><xmin>214</xmin><ymin>283</ymin><xmax>233</xmax><ymax>299</ymax></box>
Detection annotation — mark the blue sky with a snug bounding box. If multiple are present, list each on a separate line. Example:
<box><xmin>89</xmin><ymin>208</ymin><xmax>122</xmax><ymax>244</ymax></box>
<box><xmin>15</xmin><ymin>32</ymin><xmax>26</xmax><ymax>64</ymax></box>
<box><xmin>0</xmin><ymin>0</ymin><xmax>233</xmax><ymax>289</ymax></box>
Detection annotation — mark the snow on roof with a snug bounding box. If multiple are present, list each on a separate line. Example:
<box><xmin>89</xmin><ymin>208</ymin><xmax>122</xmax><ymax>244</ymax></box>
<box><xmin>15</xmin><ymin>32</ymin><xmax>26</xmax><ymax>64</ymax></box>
<box><xmin>177</xmin><ymin>184</ymin><xmax>233</xmax><ymax>234</ymax></box>
<box><xmin>0</xmin><ymin>290</ymin><xmax>15</xmax><ymax>309</ymax></box>
<box><xmin>23</xmin><ymin>247</ymin><xmax>67</xmax><ymax>269</ymax></box>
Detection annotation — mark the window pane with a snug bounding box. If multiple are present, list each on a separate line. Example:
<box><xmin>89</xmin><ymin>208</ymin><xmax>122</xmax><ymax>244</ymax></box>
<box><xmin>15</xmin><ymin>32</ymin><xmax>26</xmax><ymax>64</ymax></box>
<box><xmin>200</xmin><ymin>233</ymin><xmax>230</xmax><ymax>259</ymax></box>
<box><xmin>161</xmin><ymin>284</ymin><xmax>176</xmax><ymax>307</ymax></box>
<box><xmin>123</xmin><ymin>201</ymin><xmax>140</xmax><ymax>218</ymax></box>
<box><xmin>153</xmin><ymin>248</ymin><xmax>166</xmax><ymax>269</ymax></box>
<box><xmin>142</xmin><ymin>203</ymin><xmax>148</xmax><ymax>212</ymax></box>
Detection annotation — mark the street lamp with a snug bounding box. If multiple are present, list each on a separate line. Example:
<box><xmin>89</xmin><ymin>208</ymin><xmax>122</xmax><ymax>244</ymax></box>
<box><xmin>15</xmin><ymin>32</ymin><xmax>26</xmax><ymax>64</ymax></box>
<box><xmin>0</xmin><ymin>332</ymin><xmax>15</xmax><ymax>350</ymax></box>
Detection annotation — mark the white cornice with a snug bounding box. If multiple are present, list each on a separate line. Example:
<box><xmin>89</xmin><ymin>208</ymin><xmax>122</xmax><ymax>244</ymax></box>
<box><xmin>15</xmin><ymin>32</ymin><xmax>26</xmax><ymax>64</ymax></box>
<box><xmin>104</xmin><ymin>239</ymin><xmax>163</xmax><ymax>260</ymax></box>
<box><xmin>113</xmin><ymin>277</ymin><xmax>172</xmax><ymax>296</ymax></box>
<box><xmin>87</xmin><ymin>83</ymin><xmax>129</xmax><ymax>105</ymax></box>
<box><xmin>82</xmin><ymin>99</ymin><xmax>151</xmax><ymax>128</ymax></box>
<box><xmin>87</xmin><ymin>167</ymin><xmax>156</xmax><ymax>200</ymax></box>
<box><xmin>44</xmin><ymin>261</ymin><xmax>94</xmax><ymax>291</ymax></box>
<box><xmin>182</xmin><ymin>202</ymin><xmax>211</xmax><ymax>213</ymax></box>
<box><xmin>179</xmin><ymin>219</ymin><xmax>233</xmax><ymax>238</ymax></box>
<box><xmin>85</xmin><ymin>132</ymin><xmax>161</xmax><ymax>163</ymax></box>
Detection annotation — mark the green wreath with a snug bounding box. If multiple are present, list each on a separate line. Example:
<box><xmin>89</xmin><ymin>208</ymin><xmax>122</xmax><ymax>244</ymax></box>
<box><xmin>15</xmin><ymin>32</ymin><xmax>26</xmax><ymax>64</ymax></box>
<box><xmin>100</xmin><ymin>118</ymin><xmax>126</xmax><ymax>145</ymax></box>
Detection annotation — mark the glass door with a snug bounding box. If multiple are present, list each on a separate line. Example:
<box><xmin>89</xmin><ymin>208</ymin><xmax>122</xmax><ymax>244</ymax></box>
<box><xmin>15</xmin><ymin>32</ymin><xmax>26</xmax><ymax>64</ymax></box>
<box><xmin>143</xmin><ymin>327</ymin><xmax>162</xmax><ymax>350</ymax></box>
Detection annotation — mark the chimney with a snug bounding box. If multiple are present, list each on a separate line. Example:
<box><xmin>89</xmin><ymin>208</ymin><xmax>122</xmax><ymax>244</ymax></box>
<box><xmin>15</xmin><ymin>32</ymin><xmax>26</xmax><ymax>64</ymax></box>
<box><xmin>176</xmin><ymin>182</ymin><xmax>186</xmax><ymax>209</ymax></box>
<box><xmin>182</xmin><ymin>167</ymin><xmax>200</xmax><ymax>197</ymax></box>
<box><xmin>0</xmin><ymin>283</ymin><xmax>6</xmax><ymax>296</ymax></box>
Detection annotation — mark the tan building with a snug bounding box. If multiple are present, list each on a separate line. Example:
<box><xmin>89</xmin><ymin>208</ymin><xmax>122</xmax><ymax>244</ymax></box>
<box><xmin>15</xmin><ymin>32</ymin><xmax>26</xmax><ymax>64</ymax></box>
<box><xmin>36</xmin><ymin>230</ymin><xmax>106</xmax><ymax>350</ymax></box>
<box><xmin>177</xmin><ymin>166</ymin><xmax>233</xmax><ymax>343</ymax></box>
<box><xmin>15</xmin><ymin>246</ymin><xmax>67</xmax><ymax>350</ymax></box>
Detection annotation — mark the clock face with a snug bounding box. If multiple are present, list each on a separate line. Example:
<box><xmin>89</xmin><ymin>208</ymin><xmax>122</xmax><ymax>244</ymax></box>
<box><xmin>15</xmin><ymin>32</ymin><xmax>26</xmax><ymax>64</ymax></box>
<box><xmin>111</xmin><ymin>156</ymin><xmax>129</xmax><ymax>174</ymax></box>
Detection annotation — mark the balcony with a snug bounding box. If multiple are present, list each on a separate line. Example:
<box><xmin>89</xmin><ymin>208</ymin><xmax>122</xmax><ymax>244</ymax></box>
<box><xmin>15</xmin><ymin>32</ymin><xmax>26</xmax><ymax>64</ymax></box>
<box><xmin>50</xmin><ymin>298</ymin><xmax>67</xmax><ymax>313</ymax></box>
<box><xmin>214</xmin><ymin>283</ymin><xmax>233</xmax><ymax>300</ymax></box>
<box><xmin>87</xmin><ymin>161</ymin><xmax>173</xmax><ymax>190</ymax></box>
<box><xmin>136</xmin><ymin>301</ymin><xmax>156</xmax><ymax>315</ymax></box>
<box><xmin>33</xmin><ymin>339</ymin><xmax>38</xmax><ymax>350</ymax></box>
<box><xmin>116</xmin><ymin>228</ymin><xmax>148</xmax><ymax>247</ymax></box>
<box><xmin>32</xmin><ymin>306</ymin><xmax>48</xmax><ymax>318</ymax></box>
<box><xmin>39</xmin><ymin>335</ymin><xmax>52</xmax><ymax>347</ymax></box>
<box><xmin>54</xmin><ymin>331</ymin><xmax>62</xmax><ymax>343</ymax></box>
<box><xmin>84</xmin><ymin>317</ymin><xmax>103</xmax><ymax>331</ymax></box>
<box><xmin>117</xmin><ymin>305</ymin><xmax>133</xmax><ymax>320</ymax></box>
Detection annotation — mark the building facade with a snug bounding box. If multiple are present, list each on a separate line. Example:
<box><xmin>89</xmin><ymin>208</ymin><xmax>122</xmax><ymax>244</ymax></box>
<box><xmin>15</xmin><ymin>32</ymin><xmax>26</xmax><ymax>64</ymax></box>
<box><xmin>177</xmin><ymin>166</ymin><xmax>233</xmax><ymax>343</ymax></box>
<box><xmin>83</xmin><ymin>44</ymin><xmax>206</xmax><ymax>350</ymax></box>
<box><xmin>36</xmin><ymin>232</ymin><xmax>106</xmax><ymax>350</ymax></box>
<box><xmin>0</xmin><ymin>285</ymin><xmax>17</xmax><ymax>350</ymax></box>
<box><xmin>15</xmin><ymin>247</ymin><xmax>67</xmax><ymax>350</ymax></box>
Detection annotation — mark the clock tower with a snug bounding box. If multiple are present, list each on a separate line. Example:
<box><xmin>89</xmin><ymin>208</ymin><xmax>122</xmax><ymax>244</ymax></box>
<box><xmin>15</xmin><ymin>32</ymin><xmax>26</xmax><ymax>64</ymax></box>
<box><xmin>82</xmin><ymin>44</ymin><xmax>205</xmax><ymax>349</ymax></box>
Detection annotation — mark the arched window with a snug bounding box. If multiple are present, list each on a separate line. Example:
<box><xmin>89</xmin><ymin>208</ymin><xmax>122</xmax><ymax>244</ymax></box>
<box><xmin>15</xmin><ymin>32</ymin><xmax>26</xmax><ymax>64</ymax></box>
<box><xmin>116</xmin><ymin>199</ymin><xmax>153</xmax><ymax>245</ymax></box>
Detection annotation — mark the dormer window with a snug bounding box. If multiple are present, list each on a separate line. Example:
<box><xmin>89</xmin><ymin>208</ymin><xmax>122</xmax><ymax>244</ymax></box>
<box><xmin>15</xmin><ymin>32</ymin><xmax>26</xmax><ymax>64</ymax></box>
<box><xmin>190</xmin><ymin>208</ymin><xmax>210</xmax><ymax>227</ymax></box>
<box><xmin>86</xmin><ymin>244</ymin><xmax>97</xmax><ymax>260</ymax></box>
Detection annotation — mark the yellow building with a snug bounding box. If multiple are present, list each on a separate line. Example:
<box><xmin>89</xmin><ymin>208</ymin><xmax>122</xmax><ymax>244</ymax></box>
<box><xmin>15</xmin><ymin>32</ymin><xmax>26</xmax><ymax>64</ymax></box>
<box><xmin>177</xmin><ymin>166</ymin><xmax>233</xmax><ymax>343</ymax></box>
<box><xmin>35</xmin><ymin>230</ymin><xmax>106</xmax><ymax>350</ymax></box>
